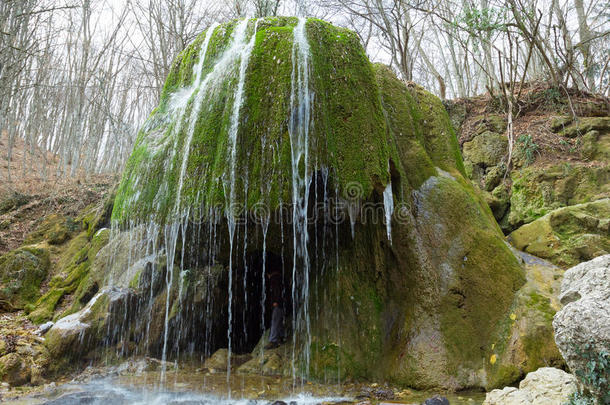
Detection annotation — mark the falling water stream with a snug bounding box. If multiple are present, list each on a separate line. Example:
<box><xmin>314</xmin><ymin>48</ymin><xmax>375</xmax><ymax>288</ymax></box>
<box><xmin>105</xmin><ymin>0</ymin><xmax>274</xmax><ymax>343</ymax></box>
<box><xmin>288</xmin><ymin>17</ymin><xmax>313</xmax><ymax>381</ymax></box>
<box><xmin>94</xmin><ymin>16</ymin><xmax>353</xmax><ymax>400</ymax></box>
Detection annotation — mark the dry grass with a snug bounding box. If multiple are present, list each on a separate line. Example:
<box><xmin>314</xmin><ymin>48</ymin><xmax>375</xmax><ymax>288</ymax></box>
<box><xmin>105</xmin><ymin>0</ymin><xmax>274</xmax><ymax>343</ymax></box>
<box><xmin>0</xmin><ymin>131</ymin><xmax>117</xmax><ymax>255</ymax></box>
<box><xmin>453</xmin><ymin>81</ymin><xmax>610</xmax><ymax>166</ymax></box>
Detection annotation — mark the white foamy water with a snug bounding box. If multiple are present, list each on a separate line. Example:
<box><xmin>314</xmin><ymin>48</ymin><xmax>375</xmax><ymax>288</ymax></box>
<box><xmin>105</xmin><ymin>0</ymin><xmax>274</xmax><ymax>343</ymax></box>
<box><xmin>28</xmin><ymin>380</ymin><xmax>350</xmax><ymax>405</ymax></box>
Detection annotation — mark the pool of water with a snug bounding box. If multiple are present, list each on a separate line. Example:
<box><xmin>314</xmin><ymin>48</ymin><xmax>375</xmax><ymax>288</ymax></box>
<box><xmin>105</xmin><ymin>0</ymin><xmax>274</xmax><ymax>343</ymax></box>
<box><xmin>1</xmin><ymin>363</ymin><xmax>486</xmax><ymax>405</ymax></box>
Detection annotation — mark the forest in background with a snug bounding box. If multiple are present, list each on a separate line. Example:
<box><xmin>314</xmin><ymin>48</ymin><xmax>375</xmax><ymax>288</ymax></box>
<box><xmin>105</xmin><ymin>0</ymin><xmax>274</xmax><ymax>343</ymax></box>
<box><xmin>1</xmin><ymin>0</ymin><xmax>608</xmax><ymax>185</ymax></box>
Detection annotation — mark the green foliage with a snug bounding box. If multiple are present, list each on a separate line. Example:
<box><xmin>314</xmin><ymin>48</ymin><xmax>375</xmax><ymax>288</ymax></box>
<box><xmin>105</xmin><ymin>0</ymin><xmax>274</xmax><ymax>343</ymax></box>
<box><xmin>543</xmin><ymin>87</ymin><xmax>562</xmax><ymax>108</ymax></box>
<box><xmin>458</xmin><ymin>6</ymin><xmax>507</xmax><ymax>33</ymax></box>
<box><xmin>517</xmin><ymin>134</ymin><xmax>539</xmax><ymax>165</ymax></box>
<box><xmin>455</xmin><ymin>6</ymin><xmax>507</xmax><ymax>53</ymax></box>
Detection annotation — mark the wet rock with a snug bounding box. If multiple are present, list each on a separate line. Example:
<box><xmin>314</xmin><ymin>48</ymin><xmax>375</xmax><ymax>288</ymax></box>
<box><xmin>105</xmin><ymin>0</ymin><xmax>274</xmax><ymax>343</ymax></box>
<box><xmin>553</xmin><ymin>254</ymin><xmax>610</xmax><ymax>401</ymax></box>
<box><xmin>0</xmin><ymin>352</ymin><xmax>31</xmax><ymax>386</ymax></box>
<box><xmin>41</xmin><ymin>390</ymin><xmax>129</xmax><ymax>405</ymax></box>
<box><xmin>44</xmin><ymin>287</ymin><xmax>136</xmax><ymax>369</ymax></box>
<box><xmin>269</xmin><ymin>401</ymin><xmax>287</xmax><ymax>405</ymax></box>
<box><xmin>483</xmin><ymin>367</ymin><xmax>576</xmax><ymax>405</ymax></box>
<box><xmin>422</xmin><ymin>396</ymin><xmax>450</xmax><ymax>405</ymax></box>
<box><xmin>0</xmin><ymin>246</ymin><xmax>50</xmax><ymax>310</ymax></box>
<box><xmin>203</xmin><ymin>348</ymin><xmax>251</xmax><ymax>372</ymax></box>
<box><xmin>359</xmin><ymin>386</ymin><xmax>394</xmax><ymax>400</ymax></box>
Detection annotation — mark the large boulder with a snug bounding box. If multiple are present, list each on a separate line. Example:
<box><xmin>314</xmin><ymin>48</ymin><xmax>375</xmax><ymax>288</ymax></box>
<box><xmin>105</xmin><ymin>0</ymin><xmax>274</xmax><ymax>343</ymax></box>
<box><xmin>462</xmin><ymin>131</ymin><xmax>508</xmax><ymax>168</ymax></box>
<box><xmin>508</xmin><ymin>164</ymin><xmax>609</xmax><ymax>230</ymax></box>
<box><xmin>44</xmin><ymin>287</ymin><xmax>136</xmax><ymax>373</ymax></box>
<box><xmin>0</xmin><ymin>246</ymin><xmax>50</xmax><ymax>310</ymax></box>
<box><xmin>553</xmin><ymin>254</ymin><xmax>610</xmax><ymax>402</ymax></box>
<box><xmin>484</xmin><ymin>250</ymin><xmax>565</xmax><ymax>388</ymax></box>
<box><xmin>509</xmin><ymin>199</ymin><xmax>610</xmax><ymax>268</ymax></box>
<box><xmin>483</xmin><ymin>367</ymin><xmax>577</xmax><ymax>405</ymax></box>
<box><xmin>103</xmin><ymin>17</ymin><xmax>531</xmax><ymax>390</ymax></box>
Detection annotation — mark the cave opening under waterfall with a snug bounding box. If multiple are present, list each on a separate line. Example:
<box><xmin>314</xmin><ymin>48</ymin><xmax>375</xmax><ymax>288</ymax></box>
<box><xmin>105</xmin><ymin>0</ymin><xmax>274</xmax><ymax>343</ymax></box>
<box><xmin>129</xmin><ymin>169</ymin><xmax>355</xmax><ymax>367</ymax></box>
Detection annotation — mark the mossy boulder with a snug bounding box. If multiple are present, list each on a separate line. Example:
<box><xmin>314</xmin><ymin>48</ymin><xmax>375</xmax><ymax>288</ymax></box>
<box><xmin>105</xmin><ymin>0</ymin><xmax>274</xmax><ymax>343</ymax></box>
<box><xmin>104</xmin><ymin>17</ymin><xmax>534</xmax><ymax>390</ymax></box>
<box><xmin>44</xmin><ymin>287</ymin><xmax>137</xmax><ymax>373</ymax></box>
<box><xmin>23</xmin><ymin>214</ymin><xmax>76</xmax><ymax>246</ymax></box>
<box><xmin>472</xmin><ymin>114</ymin><xmax>507</xmax><ymax>135</ymax></box>
<box><xmin>580</xmin><ymin>130</ymin><xmax>610</xmax><ymax>161</ymax></box>
<box><xmin>485</xmin><ymin>250</ymin><xmax>565</xmax><ymax>387</ymax></box>
<box><xmin>0</xmin><ymin>246</ymin><xmax>50</xmax><ymax>310</ymax></box>
<box><xmin>508</xmin><ymin>163</ymin><xmax>610</xmax><ymax>230</ymax></box>
<box><xmin>555</xmin><ymin>117</ymin><xmax>610</xmax><ymax>138</ymax></box>
<box><xmin>113</xmin><ymin>17</ymin><xmax>392</xmax><ymax>224</ymax></box>
<box><xmin>509</xmin><ymin>199</ymin><xmax>610</xmax><ymax>268</ymax></box>
<box><xmin>462</xmin><ymin>131</ymin><xmax>507</xmax><ymax>168</ymax></box>
<box><xmin>0</xmin><ymin>352</ymin><xmax>30</xmax><ymax>386</ymax></box>
<box><xmin>0</xmin><ymin>193</ymin><xmax>30</xmax><ymax>215</ymax></box>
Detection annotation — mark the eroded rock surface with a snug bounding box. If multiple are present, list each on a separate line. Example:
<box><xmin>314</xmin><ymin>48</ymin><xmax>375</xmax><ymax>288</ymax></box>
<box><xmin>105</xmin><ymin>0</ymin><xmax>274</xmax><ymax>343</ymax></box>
<box><xmin>483</xmin><ymin>367</ymin><xmax>577</xmax><ymax>405</ymax></box>
<box><xmin>553</xmin><ymin>254</ymin><xmax>610</xmax><ymax>401</ymax></box>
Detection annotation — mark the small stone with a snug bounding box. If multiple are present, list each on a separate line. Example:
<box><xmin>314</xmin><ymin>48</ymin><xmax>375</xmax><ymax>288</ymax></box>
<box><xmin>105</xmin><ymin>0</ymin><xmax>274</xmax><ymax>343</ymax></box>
<box><xmin>423</xmin><ymin>396</ymin><xmax>450</xmax><ymax>405</ymax></box>
<box><xmin>37</xmin><ymin>321</ymin><xmax>54</xmax><ymax>336</ymax></box>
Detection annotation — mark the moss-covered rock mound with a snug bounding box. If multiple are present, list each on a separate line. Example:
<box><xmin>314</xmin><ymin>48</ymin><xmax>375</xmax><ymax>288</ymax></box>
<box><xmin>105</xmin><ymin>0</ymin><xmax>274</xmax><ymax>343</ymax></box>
<box><xmin>74</xmin><ymin>17</ymin><xmax>545</xmax><ymax>390</ymax></box>
<box><xmin>0</xmin><ymin>247</ymin><xmax>50</xmax><ymax>310</ymax></box>
<box><xmin>509</xmin><ymin>199</ymin><xmax>610</xmax><ymax>268</ymax></box>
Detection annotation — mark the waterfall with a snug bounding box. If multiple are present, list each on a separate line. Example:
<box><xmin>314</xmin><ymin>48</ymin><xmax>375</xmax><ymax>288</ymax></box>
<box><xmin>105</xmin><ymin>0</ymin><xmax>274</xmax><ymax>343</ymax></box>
<box><xmin>383</xmin><ymin>183</ymin><xmax>394</xmax><ymax>245</ymax></box>
<box><xmin>102</xmin><ymin>16</ymin><xmax>354</xmax><ymax>389</ymax></box>
<box><xmin>288</xmin><ymin>17</ymin><xmax>313</xmax><ymax>379</ymax></box>
<box><xmin>224</xmin><ymin>18</ymin><xmax>258</xmax><ymax>393</ymax></box>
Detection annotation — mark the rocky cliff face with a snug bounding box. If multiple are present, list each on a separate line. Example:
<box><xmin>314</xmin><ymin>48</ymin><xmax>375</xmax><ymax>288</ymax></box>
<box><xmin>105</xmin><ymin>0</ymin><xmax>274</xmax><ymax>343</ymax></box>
<box><xmin>449</xmin><ymin>88</ymin><xmax>610</xmax><ymax>268</ymax></box>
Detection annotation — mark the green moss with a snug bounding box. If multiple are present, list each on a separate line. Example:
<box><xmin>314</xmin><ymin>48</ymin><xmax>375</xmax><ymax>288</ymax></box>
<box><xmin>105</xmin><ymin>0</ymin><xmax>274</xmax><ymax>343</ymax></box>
<box><xmin>28</xmin><ymin>288</ymin><xmax>66</xmax><ymax>324</ymax></box>
<box><xmin>508</xmin><ymin>163</ymin><xmax>610</xmax><ymax>229</ymax></box>
<box><xmin>526</xmin><ymin>291</ymin><xmax>555</xmax><ymax>322</ymax></box>
<box><xmin>23</xmin><ymin>214</ymin><xmax>76</xmax><ymax>245</ymax></box>
<box><xmin>557</xmin><ymin>117</ymin><xmax>610</xmax><ymax>138</ymax></box>
<box><xmin>0</xmin><ymin>193</ymin><xmax>30</xmax><ymax>215</ymax></box>
<box><xmin>0</xmin><ymin>246</ymin><xmax>50</xmax><ymax>309</ymax></box>
<box><xmin>128</xmin><ymin>270</ymin><xmax>142</xmax><ymax>290</ymax></box>
<box><xmin>27</xmin><ymin>228</ymin><xmax>110</xmax><ymax>324</ymax></box>
<box><xmin>113</xmin><ymin>17</ymin><xmax>394</xmax><ymax>226</ymax></box>
<box><xmin>373</xmin><ymin>64</ymin><xmax>435</xmax><ymax>193</ymax></box>
<box><xmin>493</xmin><ymin>365</ymin><xmax>523</xmax><ymax>388</ymax></box>
<box><xmin>408</xmin><ymin>85</ymin><xmax>466</xmax><ymax>177</ymax></box>
<box><xmin>306</xmin><ymin>18</ymin><xmax>389</xmax><ymax>196</ymax></box>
